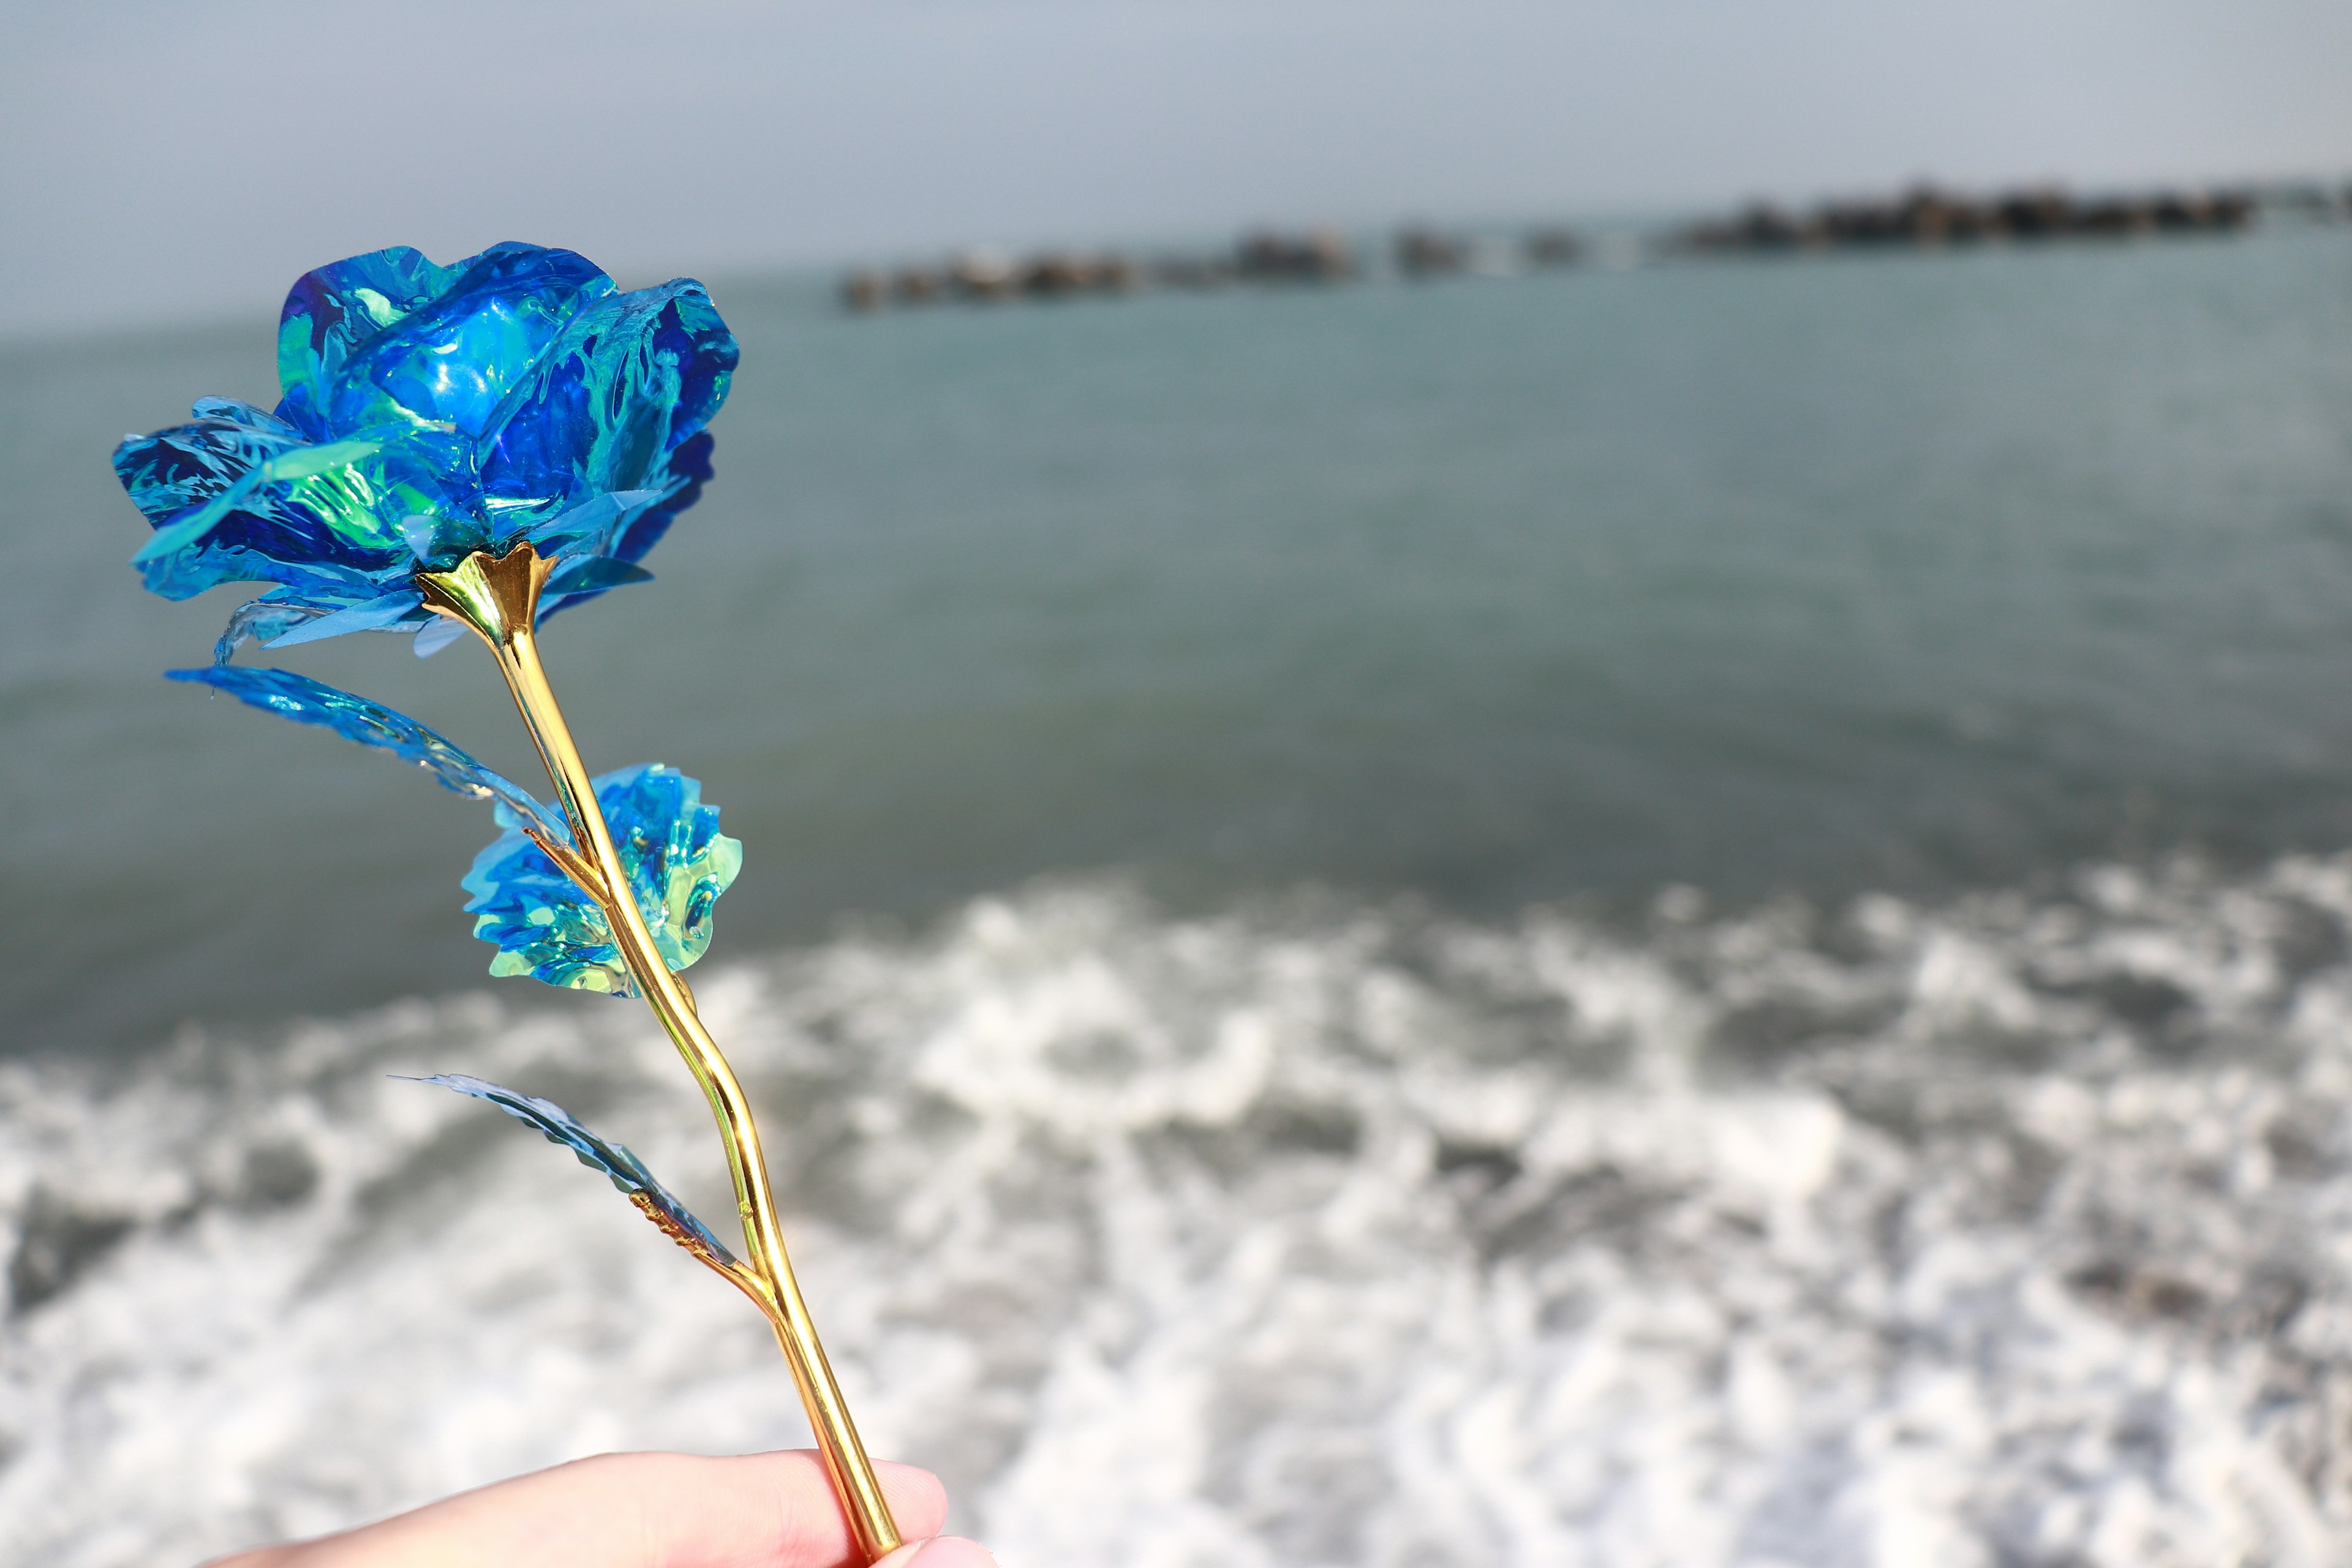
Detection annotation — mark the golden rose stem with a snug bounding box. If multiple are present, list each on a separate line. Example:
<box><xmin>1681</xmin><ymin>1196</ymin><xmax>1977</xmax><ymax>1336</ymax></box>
<box><xmin>418</xmin><ymin>545</ymin><xmax>902</xmax><ymax>1564</ymax></box>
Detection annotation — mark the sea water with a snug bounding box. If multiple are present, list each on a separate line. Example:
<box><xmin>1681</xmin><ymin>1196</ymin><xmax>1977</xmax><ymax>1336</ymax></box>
<box><xmin>5</xmin><ymin>228</ymin><xmax>2352</xmax><ymax>1564</ymax></box>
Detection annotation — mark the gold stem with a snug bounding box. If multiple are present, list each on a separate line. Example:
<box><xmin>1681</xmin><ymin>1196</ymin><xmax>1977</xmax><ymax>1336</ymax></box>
<box><xmin>418</xmin><ymin>545</ymin><xmax>902</xmax><ymax>1562</ymax></box>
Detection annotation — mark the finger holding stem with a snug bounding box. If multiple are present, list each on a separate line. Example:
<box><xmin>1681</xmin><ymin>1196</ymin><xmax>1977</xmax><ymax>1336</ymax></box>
<box><xmin>417</xmin><ymin>543</ymin><xmax>903</xmax><ymax>1564</ymax></box>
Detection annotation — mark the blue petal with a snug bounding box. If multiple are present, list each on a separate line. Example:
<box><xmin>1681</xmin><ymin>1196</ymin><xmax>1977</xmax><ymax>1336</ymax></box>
<box><xmin>276</xmin><ymin>246</ymin><xmax>461</xmax><ymax>438</ymax></box>
<box><xmin>129</xmin><ymin>423</ymin><xmax>490</xmax><ymax>600</ymax></box>
<box><xmin>462</xmin><ymin>764</ymin><xmax>740</xmax><ymax>995</ymax></box>
<box><xmin>262</xmin><ymin>590</ymin><xmax>426</xmax><ymax>648</ymax></box>
<box><xmin>413</xmin><ymin>616</ymin><xmax>468</xmax><ymax>657</ymax></box>
<box><xmin>215</xmin><ymin>593</ymin><xmax>326</xmax><ymax>663</ymax></box>
<box><xmin>612</xmin><ymin>431</ymin><xmax>714</xmax><ymax>567</ymax></box>
<box><xmin>213</xmin><ymin>586</ymin><xmax>428</xmax><ymax>664</ymax></box>
<box><xmin>406</xmin><ymin>1072</ymin><xmax>736</xmax><ymax>1268</ymax></box>
<box><xmin>539</xmin><ymin>437</ymin><xmax>715</xmax><ymax>623</ymax></box>
<box><xmin>522</xmin><ymin>488</ymin><xmax>665</xmax><ymax>564</ymax></box>
<box><xmin>168</xmin><ymin>666</ymin><xmax>566</xmax><ymax>847</ymax></box>
<box><xmin>284</xmin><ymin>243</ymin><xmax>614</xmax><ymax>442</ymax></box>
<box><xmin>476</xmin><ymin>279</ymin><xmax>736</xmax><ymax>545</ymax></box>
<box><xmin>113</xmin><ymin>403</ymin><xmax>307</xmax><ymax>529</ymax></box>
<box><xmin>543</xmin><ymin>555</ymin><xmax>655</xmax><ymax>600</ymax></box>
<box><xmin>190</xmin><ymin>397</ymin><xmax>306</xmax><ymax>439</ymax></box>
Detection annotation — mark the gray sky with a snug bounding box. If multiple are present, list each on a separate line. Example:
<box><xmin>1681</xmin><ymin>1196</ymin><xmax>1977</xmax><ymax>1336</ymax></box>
<box><xmin>4</xmin><ymin>0</ymin><xmax>2348</xmax><ymax>339</ymax></box>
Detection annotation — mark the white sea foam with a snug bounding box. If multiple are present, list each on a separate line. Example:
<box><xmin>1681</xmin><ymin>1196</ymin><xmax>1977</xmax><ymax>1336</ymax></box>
<box><xmin>7</xmin><ymin>859</ymin><xmax>2352</xmax><ymax>1566</ymax></box>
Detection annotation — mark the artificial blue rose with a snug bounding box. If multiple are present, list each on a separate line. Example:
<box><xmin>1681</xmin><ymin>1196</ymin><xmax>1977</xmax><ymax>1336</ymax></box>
<box><xmin>115</xmin><ymin>241</ymin><xmax>736</xmax><ymax>660</ymax></box>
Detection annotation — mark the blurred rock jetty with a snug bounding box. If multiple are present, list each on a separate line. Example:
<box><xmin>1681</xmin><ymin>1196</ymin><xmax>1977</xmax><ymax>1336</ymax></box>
<box><xmin>840</xmin><ymin>178</ymin><xmax>2351</xmax><ymax>311</ymax></box>
<box><xmin>1679</xmin><ymin>181</ymin><xmax>2267</xmax><ymax>255</ymax></box>
<box><xmin>840</xmin><ymin>222</ymin><xmax>1586</xmax><ymax>312</ymax></box>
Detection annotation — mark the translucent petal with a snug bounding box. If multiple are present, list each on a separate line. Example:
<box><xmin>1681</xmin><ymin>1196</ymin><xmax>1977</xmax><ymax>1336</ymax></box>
<box><xmin>190</xmin><ymin>397</ymin><xmax>306</xmax><ymax>439</ymax></box>
<box><xmin>276</xmin><ymin>246</ymin><xmax>461</xmax><ymax>438</ymax></box>
<box><xmin>462</xmin><ymin>764</ymin><xmax>740</xmax><ymax>995</ymax></box>
<box><xmin>113</xmin><ymin>403</ymin><xmax>306</xmax><ymax>529</ymax></box>
<box><xmin>406</xmin><ymin>1072</ymin><xmax>736</xmax><ymax>1268</ymax></box>
<box><xmin>538</xmin><ymin>437</ymin><xmax>715</xmax><ymax>622</ymax></box>
<box><xmin>611</xmin><ymin>432</ymin><xmax>713</xmax><ymax>567</ymax></box>
<box><xmin>214</xmin><ymin>586</ymin><xmax>428</xmax><ymax>664</ymax></box>
<box><xmin>262</xmin><ymin>590</ymin><xmax>425</xmax><ymax>648</ymax></box>
<box><xmin>413</xmin><ymin>616</ymin><xmax>467</xmax><ymax>657</ymax></box>
<box><xmin>522</xmin><ymin>488</ymin><xmax>664</xmax><ymax>564</ymax></box>
<box><xmin>214</xmin><ymin>594</ymin><xmax>328</xmax><ymax>664</ymax></box>
<box><xmin>130</xmin><ymin>423</ymin><xmax>489</xmax><ymax>600</ymax></box>
<box><xmin>168</xmin><ymin>666</ymin><xmax>566</xmax><ymax>847</ymax></box>
<box><xmin>478</xmin><ymin>279</ymin><xmax>736</xmax><ymax>511</ymax></box>
<box><xmin>280</xmin><ymin>243</ymin><xmax>611</xmax><ymax>441</ymax></box>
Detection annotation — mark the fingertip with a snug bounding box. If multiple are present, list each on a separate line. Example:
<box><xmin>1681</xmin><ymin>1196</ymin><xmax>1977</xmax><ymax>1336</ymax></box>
<box><xmin>873</xmin><ymin>1458</ymin><xmax>950</xmax><ymax>1541</ymax></box>
<box><xmin>873</xmin><ymin>1536</ymin><xmax>997</xmax><ymax>1568</ymax></box>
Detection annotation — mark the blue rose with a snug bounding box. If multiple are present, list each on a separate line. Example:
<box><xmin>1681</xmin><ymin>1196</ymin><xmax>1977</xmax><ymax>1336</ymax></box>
<box><xmin>127</xmin><ymin>244</ymin><xmax>746</xmax><ymax>995</ymax></box>
<box><xmin>114</xmin><ymin>241</ymin><xmax>736</xmax><ymax>660</ymax></box>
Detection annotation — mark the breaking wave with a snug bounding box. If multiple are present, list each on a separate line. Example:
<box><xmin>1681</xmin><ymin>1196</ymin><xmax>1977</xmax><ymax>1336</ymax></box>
<box><xmin>9</xmin><ymin>856</ymin><xmax>2352</xmax><ymax>1566</ymax></box>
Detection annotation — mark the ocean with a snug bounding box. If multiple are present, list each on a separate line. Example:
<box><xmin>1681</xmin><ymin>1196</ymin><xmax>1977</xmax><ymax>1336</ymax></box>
<box><xmin>5</xmin><ymin>226</ymin><xmax>2352</xmax><ymax>1564</ymax></box>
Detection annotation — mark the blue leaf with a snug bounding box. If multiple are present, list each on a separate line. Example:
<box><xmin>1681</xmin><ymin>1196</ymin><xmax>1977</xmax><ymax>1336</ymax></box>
<box><xmin>168</xmin><ymin>666</ymin><xmax>567</xmax><ymax>850</ymax></box>
<box><xmin>405</xmin><ymin>1072</ymin><xmax>736</xmax><ymax>1269</ymax></box>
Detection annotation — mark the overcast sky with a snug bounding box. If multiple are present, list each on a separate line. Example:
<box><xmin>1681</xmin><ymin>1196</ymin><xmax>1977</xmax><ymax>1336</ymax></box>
<box><xmin>4</xmin><ymin>0</ymin><xmax>2348</xmax><ymax>339</ymax></box>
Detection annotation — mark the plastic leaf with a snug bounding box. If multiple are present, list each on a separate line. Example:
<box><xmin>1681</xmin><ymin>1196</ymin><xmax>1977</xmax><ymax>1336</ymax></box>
<box><xmin>407</xmin><ymin>1072</ymin><xmax>736</xmax><ymax>1269</ymax></box>
<box><xmin>168</xmin><ymin>666</ymin><xmax>567</xmax><ymax>850</ymax></box>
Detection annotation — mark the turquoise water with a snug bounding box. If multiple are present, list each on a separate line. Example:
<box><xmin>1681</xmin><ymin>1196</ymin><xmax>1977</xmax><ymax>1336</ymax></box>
<box><xmin>11</xmin><ymin>230</ymin><xmax>2352</xmax><ymax>1566</ymax></box>
<box><xmin>7</xmin><ymin>228</ymin><xmax>2350</xmax><ymax>1053</ymax></box>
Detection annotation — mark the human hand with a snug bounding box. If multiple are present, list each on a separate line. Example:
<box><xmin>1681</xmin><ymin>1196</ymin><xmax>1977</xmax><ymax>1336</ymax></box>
<box><xmin>204</xmin><ymin>1449</ymin><xmax>995</xmax><ymax>1568</ymax></box>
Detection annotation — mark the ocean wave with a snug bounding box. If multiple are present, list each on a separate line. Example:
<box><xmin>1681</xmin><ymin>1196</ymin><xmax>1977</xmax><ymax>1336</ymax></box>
<box><xmin>6</xmin><ymin>858</ymin><xmax>2352</xmax><ymax>1566</ymax></box>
